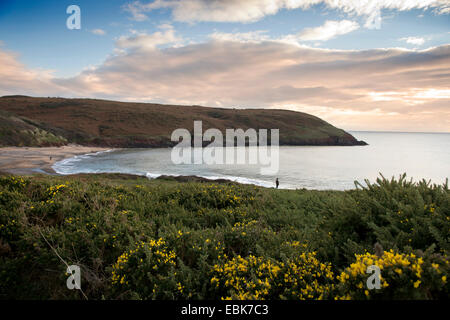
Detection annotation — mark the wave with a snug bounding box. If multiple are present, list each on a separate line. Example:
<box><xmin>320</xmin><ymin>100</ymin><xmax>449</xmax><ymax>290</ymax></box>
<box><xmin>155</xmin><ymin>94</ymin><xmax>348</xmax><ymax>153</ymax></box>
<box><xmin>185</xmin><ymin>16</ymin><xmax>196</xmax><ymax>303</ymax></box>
<box><xmin>52</xmin><ymin>149</ymin><xmax>289</xmax><ymax>189</ymax></box>
<box><xmin>52</xmin><ymin>149</ymin><xmax>114</xmax><ymax>175</ymax></box>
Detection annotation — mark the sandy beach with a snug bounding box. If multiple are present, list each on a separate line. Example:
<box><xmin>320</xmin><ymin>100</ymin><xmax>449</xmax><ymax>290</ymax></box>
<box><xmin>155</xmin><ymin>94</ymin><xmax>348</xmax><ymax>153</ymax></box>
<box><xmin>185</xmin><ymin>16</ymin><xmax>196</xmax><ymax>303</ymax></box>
<box><xmin>0</xmin><ymin>145</ymin><xmax>111</xmax><ymax>175</ymax></box>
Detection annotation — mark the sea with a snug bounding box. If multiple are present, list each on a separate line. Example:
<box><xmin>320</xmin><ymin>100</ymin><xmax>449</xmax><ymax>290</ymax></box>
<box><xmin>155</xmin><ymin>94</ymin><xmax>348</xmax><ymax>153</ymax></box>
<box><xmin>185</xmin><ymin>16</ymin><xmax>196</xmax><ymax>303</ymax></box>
<box><xmin>52</xmin><ymin>132</ymin><xmax>450</xmax><ymax>190</ymax></box>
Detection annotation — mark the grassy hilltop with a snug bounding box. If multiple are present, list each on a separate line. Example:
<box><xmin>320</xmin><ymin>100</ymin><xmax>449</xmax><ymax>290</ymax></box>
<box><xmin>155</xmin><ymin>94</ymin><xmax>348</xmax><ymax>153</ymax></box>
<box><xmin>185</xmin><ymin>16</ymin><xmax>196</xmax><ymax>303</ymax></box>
<box><xmin>0</xmin><ymin>173</ymin><xmax>448</xmax><ymax>300</ymax></box>
<box><xmin>0</xmin><ymin>95</ymin><xmax>366</xmax><ymax>148</ymax></box>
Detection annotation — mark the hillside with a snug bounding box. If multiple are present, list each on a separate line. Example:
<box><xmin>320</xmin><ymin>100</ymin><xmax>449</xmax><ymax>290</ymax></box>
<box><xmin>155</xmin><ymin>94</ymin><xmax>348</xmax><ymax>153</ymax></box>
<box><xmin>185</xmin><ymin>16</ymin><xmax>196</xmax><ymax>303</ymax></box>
<box><xmin>0</xmin><ymin>173</ymin><xmax>448</xmax><ymax>299</ymax></box>
<box><xmin>0</xmin><ymin>110</ymin><xmax>67</xmax><ymax>147</ymax></box>
<box><xmin>0</xmin><ymin>96</ymin><xmax>367</xmax><ymax>147</ymax></box>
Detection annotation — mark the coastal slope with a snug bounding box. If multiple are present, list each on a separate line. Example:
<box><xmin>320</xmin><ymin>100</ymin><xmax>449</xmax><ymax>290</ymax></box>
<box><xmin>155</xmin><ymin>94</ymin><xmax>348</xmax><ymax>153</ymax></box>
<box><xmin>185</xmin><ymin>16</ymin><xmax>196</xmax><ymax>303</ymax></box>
<box><xmin>0</xmin><ymin>96</ymin><xmax>367</xmax><ymax>147</ymax></box>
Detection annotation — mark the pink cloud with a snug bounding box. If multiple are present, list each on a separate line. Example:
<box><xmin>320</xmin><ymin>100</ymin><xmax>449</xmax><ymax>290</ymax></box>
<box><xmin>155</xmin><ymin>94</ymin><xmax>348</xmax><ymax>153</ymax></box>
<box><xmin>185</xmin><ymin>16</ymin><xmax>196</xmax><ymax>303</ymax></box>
<box><xmin>0</xmin><ymin>35</ymin><xmax>449</xmax><ymax>132</ymax></box>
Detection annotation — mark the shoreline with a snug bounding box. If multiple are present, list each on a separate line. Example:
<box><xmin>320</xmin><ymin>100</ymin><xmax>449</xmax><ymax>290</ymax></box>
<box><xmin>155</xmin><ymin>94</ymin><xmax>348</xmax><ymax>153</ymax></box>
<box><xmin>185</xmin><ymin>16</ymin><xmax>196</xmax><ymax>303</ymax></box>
<box><xmin>0</xmin><ymin>146</ymin><xmax>277</xmax><ymax>188</ymax></box>
<box><xmin>0</xmin><ymin>145</ymin><xmax>281</xmax><ymax>188</ymax></box>
<box><xmin>0</xmin><ymin>145</ymin><xmax>112</xmax><ymax>175</ymax></box>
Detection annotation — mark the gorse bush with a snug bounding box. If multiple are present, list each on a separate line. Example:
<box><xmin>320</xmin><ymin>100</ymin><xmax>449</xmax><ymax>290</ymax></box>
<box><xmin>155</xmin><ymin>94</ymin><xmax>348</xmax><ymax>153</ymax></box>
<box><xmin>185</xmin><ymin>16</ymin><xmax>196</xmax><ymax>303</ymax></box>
<box><xmin>0</xmin><ymin>173</ymin><xmax>448</xmax><ymax>299</ymax></box>
<box><xmin>111</xmin><ymin>238</ymin><xmax>180</xmax><ymax>299</ymax></box>
<box><xmin>210</xmin><ymin>251</ymin><xmax>335</xmax><ymax>300</ymax></box>
<box><xmin>336</xmin><ymin>250</ymin><xmax>448</xmax><ymax>300</ymax></box>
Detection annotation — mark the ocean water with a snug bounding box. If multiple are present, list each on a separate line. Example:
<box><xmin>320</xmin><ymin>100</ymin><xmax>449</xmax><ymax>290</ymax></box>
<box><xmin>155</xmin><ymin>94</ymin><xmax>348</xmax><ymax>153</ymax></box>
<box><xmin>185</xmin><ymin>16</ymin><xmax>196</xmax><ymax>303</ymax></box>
<box><xmin>52</xmin><ymin>132</ymin><xmax>450</xmax><ymax>190</ymax></box>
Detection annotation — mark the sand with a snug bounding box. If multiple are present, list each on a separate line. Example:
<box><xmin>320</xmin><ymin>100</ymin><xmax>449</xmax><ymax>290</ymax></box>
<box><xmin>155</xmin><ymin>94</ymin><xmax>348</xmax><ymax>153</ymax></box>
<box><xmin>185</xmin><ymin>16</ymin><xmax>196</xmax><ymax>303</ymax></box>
<box><xmin>0</xmin><ymin>145</ymin><xmax>111</xmax><ymax>175</ymax></box>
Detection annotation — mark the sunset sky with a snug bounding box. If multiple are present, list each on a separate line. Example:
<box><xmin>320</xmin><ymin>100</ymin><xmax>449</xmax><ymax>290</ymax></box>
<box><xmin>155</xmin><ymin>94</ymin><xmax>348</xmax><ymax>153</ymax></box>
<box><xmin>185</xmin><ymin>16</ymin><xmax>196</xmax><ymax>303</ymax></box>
<box><xmin>0</xmin><ymin>0</ymin><xmax>449</xmax><ymax>132</ymax></box>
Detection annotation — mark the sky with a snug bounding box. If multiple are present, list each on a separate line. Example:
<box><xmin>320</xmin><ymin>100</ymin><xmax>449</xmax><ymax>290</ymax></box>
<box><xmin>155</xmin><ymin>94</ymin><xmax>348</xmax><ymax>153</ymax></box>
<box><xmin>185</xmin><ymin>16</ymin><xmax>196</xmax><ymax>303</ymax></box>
<box><xmin>0</xmin><ymin>0</ymin><xmax>449</xmax><ymax>132</ymax></box>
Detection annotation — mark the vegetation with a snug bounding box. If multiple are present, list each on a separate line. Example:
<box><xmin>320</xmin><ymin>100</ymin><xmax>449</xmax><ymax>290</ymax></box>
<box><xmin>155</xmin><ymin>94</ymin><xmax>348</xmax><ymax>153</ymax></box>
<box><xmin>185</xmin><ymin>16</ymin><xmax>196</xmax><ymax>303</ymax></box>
<box><xmin>0</xmin><ymin>173</ymin><xmax>448</xmax><ymax>300</ymax></box>
<box><xmin>0</xmin><ymin>96</ymin><xmax>366</xmax><ymax>147</ymax></box>
<box><xmin>0</xmin><ymin>110</ymin><xmax>67</xmax><ymax>147</ymax></box>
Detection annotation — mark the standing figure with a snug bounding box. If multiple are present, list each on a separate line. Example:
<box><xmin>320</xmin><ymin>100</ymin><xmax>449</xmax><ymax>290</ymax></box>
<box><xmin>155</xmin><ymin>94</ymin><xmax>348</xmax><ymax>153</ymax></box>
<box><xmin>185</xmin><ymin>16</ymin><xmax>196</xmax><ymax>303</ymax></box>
<box><xmin>276</xmin><ymin>178</ymin><xmax>279</xmax><ymax>189</ymax></box>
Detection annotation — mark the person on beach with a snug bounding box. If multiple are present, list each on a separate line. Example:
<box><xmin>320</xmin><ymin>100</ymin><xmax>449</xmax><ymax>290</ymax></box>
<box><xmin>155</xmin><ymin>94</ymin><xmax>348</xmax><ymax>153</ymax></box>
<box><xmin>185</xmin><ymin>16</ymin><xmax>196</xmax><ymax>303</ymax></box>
<box><xmin>276</xmin><ymin>178</ymin><xmax>279</xmax><ymax>189</ymax></box>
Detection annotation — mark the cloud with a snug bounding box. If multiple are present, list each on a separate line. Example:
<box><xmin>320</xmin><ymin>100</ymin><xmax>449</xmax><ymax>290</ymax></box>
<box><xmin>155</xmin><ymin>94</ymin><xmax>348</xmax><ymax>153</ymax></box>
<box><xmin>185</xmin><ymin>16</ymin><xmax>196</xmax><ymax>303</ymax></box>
<box><xmin>210</xmin><ymin>31</ymin><xmax>270</xmax><ymax>43</ymax></box>
<box><xmin>0</xmin><ymin>49</ymin><xmax>67</xmax><ymax>96</ymax></box>
<box><xmin>116</xmin><ymin>25</ymin><xmax>182</xmax><ymax>50</ymax></box>
<box><xmin>91</xmin><ymin>29</ymin><xmax>106</xmax><ymax>36</ymax></box>
<box><xmin>1</xmin><ymin>36</ymin><xmax>449</xmax><ymax>132</ymax></box>
<box><xmin>298</xmin><ymin>20</ymin><xmax>359</xmax><ymax>41</ymax></box>
<box><xmin>400</xmin><ymin>36</ymin><xmax>426</xmax><ymax>46</ymax></box>
<box><xmin>123</xmin><ymin>1</ymin><xmax>152</xmax><ymax>21</ymax></box>
<box><xmin>210</xmin><ymin>22</ymin><xmax>358</xmax><ymax>45</ymax></box>
<box><xmin>124</xmin><ymin>0</ymin><xmax>450</xmax><ymax>24</ymax></box>
<box><xmin>436</xmin><ymin>6</ymin><xmax>450</xmax><ymax>14</ymax></box>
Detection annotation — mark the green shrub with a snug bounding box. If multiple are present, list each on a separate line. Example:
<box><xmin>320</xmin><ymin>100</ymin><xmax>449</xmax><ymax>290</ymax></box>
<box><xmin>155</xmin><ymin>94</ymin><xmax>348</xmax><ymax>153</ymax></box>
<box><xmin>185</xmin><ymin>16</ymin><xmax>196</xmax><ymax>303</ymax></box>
<box><xmin>0</xmin><ymin>173</ymin><xmax>448</xmax><ymax>300</ymax></box>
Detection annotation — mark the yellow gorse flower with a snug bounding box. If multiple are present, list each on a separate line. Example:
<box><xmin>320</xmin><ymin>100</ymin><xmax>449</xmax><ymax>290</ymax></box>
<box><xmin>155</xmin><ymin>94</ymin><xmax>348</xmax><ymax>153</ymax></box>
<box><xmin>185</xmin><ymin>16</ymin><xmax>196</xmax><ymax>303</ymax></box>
<box><xmin>211</xmin><ymin>252</ymin><xmax>334</xmax><ymax>300</ymax></box>
<box><xmin>335</xmin><ymin>250</ymin><xmax>440</xmax><ymax>299</ymax></box>
<box><xmin>111</xmin><ymin>237</ymin><xmax>176</xmax><ymax>286</ymax></box>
